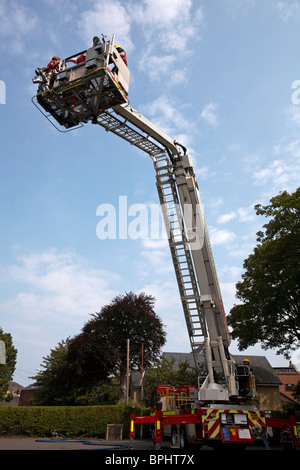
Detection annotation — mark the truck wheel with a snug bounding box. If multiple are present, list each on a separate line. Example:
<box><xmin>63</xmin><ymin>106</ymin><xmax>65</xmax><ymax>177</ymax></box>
<box><xmin>179</xmin><ymin>426</ymin><xmax>187</xmax><ymax>449</ymax></box>
<box><xmin>151</xmin><ymin>425</ymin><xmax>155</xmax><ymax>444</ymax></box>
<box><xmin>171</xmin><ymin>426</ymin><xmax>179</xmax><ymax>447</ymax></box>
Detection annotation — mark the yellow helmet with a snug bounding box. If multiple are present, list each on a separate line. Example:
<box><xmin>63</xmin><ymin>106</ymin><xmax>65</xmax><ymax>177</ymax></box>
<box><xmin>243</xmin><ymin>358</ymin><xmax>250</xmax><ymax>364</ymax></box>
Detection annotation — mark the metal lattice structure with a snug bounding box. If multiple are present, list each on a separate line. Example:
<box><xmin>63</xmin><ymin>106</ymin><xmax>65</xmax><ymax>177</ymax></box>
<box><xmin>96</xmin><ymin>107</ymin><xmax>207</xmax><ymax>371</ymax></box>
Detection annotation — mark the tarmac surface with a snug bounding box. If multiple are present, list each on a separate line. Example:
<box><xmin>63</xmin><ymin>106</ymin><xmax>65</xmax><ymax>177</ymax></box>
<box><xmin>0</xmin><ymin>436</ymin><xmax>292</xmax><ymax>451</ymax></box>
<box><xmin>0</xmin><ymin>437</ymin><xmax>152</xmax><ymax>451</ymax></box>
<box><xmin>0</xmin><ymin>437</ymin><xmax>291</xmax><ymax>468</ymax></box>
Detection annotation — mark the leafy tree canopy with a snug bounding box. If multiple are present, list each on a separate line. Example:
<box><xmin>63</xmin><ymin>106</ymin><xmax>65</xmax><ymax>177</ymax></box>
<box><xmin>227</xmin><ymin>188</ymin><xmax>300</xmax><ymax>358</ymax></box>
<box><xmin>0</xmin><ymin>328</ymin><xmax>17</xmax><ymax>400</ymax></box>
<box><xmin>143</xmin><ymin>355</ymin><xmax>199</xmax><ymax>403</ymax></box>
<box><xmin>32</xmin><ymin>338</ymin><xmax>75</xmax><ymax>405</ymax></box>
<box><xmin>33</xmin><ymin>292</ymin><xmax>166</xmax><ymax>404</ymax></box>
<box><xmin>81</xmin><ymin>291</ymin><xmax>166</xmax><ymax>399</ymax></box>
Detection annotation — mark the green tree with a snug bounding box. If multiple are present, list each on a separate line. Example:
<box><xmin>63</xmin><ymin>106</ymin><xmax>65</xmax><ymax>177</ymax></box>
<box><xmin>32</xmin><ymin>336</ymin><xmax>115</xmax><ymax>405</ymax></box>
<box><xmin>0</xmin><ymin>328</ymin><xmax>17</xmax><ymax>400</ymax></box>
<box><xmin>228</xmin><ymin>188</ymin><xmax>300</xmax><ymax>358</ymax></box>
<box><xmin>32</xmin><ymin>338</ymin><xmax>75</xmax><ymax>405</ymax></box>
<box><xmin>32</xmin><ymin>334</ymin><xmax>117</xmax><ymax>405</ymax></box>
<box><xmin>144</xmin><ymin>355</ymin><xmax>199</xmax><ymax>403</ymax></box>
<box><xmin>81</xmin><ymin>292</ymin><xmax>166</xmax><ymax>400</ymax></box>
<box><xmin>292</xmin><ymin>380</ymin><xmax>300</xmax><ymax>403</ymax></box>
<box><xmin>33</xmin><ymin>292</ymin><xmax>166</xmax><ymax>404</ymax></box>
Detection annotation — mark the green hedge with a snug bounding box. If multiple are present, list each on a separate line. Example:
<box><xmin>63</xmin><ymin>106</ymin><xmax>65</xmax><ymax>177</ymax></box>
<box><xmin>0</xmin><ymin>405</ymin><xmax>150</xmax><ymax>438</ymax></box>
<box><xmin>268</xmin><ymin>409</ymin><xmax>300</xmax><ymax>421</ymax></box>
<box><xmin>2</xmin><ymin>405</ymin><xmax>297</xmax><ymax>439</ymax></box>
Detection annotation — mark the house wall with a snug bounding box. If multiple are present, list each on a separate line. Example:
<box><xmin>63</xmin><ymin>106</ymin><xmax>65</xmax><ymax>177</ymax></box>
<box><xmin>18</xmin><ymin>389</ymin><xmax>36</xmax><ymax>406</ymax></box>
<box><xmin>0</xmin><ymin>397</ymin><xmax>20</xmax><ymax>406</ymax></box>
<box><xmin>276</xmin><ymin>372</ymin><xmax>300</xmax><ymax>404</ymax></box>
<box><xmin>256</xmin><ymin>385</ymin><xmax>282</xmax><ymax>411</ymax></box>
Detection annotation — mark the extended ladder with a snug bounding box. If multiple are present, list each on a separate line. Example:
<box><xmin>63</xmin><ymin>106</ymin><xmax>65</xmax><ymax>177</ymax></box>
<box><xmin>96</xmin><ymin>107</ymin><xmax>207</xmax><ymax>369</ymax></box>
<box><xmin>154</xmin><ymin>153</ymin><xmax>207</xmax><ymax>354</ymax></box>
<box><xmin>31</xmin><ymin>35</ymin><xmax>250</xmax><ymax>400</ymax></box>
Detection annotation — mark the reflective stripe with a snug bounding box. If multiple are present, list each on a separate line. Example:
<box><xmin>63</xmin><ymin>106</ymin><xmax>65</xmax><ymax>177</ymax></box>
<box><xmin>202</xmin><ymin>408</ymin><xmax>266</xmax><ymax>440</ymax></box>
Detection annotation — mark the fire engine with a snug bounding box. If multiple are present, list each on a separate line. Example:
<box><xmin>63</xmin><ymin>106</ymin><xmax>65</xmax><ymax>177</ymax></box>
<box><xmin>32</xmin><ymin>35</ymin><xmax>300</xmax><ymax>450</ymax></box>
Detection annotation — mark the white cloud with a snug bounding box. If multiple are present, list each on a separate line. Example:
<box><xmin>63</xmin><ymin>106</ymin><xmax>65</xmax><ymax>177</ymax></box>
<box><xmin>0</xmin><ymin>0</ymin><xmax>38</xmax><ymax>53</ymax></box>
<box><xmin>79</xmin><ymin>0</ymin><xmax>134</xmax><ymax>52</ymax></box>
<box><xmin>253</xmin><ymin>158</ymin><xmax>300</xmax><ymax>190</ymax></box>
<box><xmin>201</xmin><ymin>103</ymin><xmax>219</xmax><ymax>127</ymax></box>
<box><xmin>138</xmin><ymin>54</ymin><xmax>174</xmax><ymax>81</ymax></box>
<box><xmin>220</xmin><ymin>281</ymin><xmax>238</xmax><ymax>313</ymax></box>
<box><xmin>1</xmin><ymin>248</ymin><xmax>121</xmax><ymax>322</ymax></box>
<box><xmin>78</xmin><ymin>0</ymin><xmax>203</xmax><ymax>59</ymax></box>
<box><xmin>207</xmin><ymin>197</ymin><xmax>224</xmax><ymax>208</ymax></box>
<box><xmin>142</xmin><ymin>239</ymin><xmax>169</xmax><ymax>250</ymax></box>
<box><xmin>136</xmin><ymin>238</ymin><xmax>173</xmax><ymax>279</ymax></box>
<box><xmin>286</xmin><ymin>105</ymin><xmax>300</xmax><ymax>125</ymax></box>
<box><xmin>237</xmin><ymin>206</ymin><xmax>256</xmax><ymax>223</ymax></box>
<box><xmin>131</xmin><ymin>0</ymin><xmax>203</xmax><ymax>85</ymax></box>
<box><xmin>228</xmin><ymin>0</ymin><xmax>256</xmax><ymax>8</ymax></box>
<box><xmin>274</xmin><ymin>1</ymin><xmax>300</xmax><ymax>21</ymax></box>
<box><xmin>225</xmin><ymin>0</ymin><xmax>256</xmax><ymax>19</ymax></box>
<box><xmin>0</xmin><ymin>1</ymin><xmax>37</xmax><ymax>36</ymax></box>
<box><xmin>131</xmin><ymin>0</ymin><xmax>202</xmax><ymax>42</ymax></box>
<box><xmin>138</xmin><ymin>279</ymin><xmax>190</xmax><ymax>351</ymax></box>
<box><xmin>142</xmin><ymin>94</ymin><xmax>194</xmax><ymax>140</ymax></box>
<box><xmin>284</xmin><ymin>139</ymin><xmax>300</xmax><ymax>158</ymax></box>
<box><xmin>272</xmin><ymin>137</ymin><xmax>300</xmax><ymax>160</ymax></box>
<box><xmin>227</xmin><ymin>142</ymin><xmax>241</xmax><ymax>152</ymax></box>
<box><xmin>140</xmin><ymin>248</ymin><xmax>173</xmax><ymax>276</ymax></box>
<box><xmin>228</xmin><ymin>242</ymin><xmax>255</xmax><ymax>259</ymax></box>
<box><xmin>219</xmin><ymin>265</ymin><xmax>243</xmax><ymax>281</ymax></box>
<box><xmin>210</xmin><ymin>228</ymin><xmax>237</xmax><ymax>246</ymax></box>
<box><xmin>0</xmin><ymin>248</ymin><xmax>125</xmax><ymax>383</ymax></box>
<box><xmin>139</xmin><ymin>53</ymin><xmax>189</xmax><ymax>85</ymax></box>
<box><xmin>195</xmin><ymin>165</ymin><xmax>211</xmax><ymax>179</ymax></box>
<box><xmin>217</xmin><ymin>205</ymin><xmax>255</xmax><ymax>225</ymax></box>
<box><xmin>217</xmin><ymin>212</ymin><xmax>237</xmax><ymax>224</ymax></box>
<box><xmin>133</xmin><ymin>0</ymin><xmax>193</xmax><ymax>28</ymax></box>
<box><xmin>139</xmin><ymin>280</ymin><xmax>179</xmax><ymax>311</ymax></box>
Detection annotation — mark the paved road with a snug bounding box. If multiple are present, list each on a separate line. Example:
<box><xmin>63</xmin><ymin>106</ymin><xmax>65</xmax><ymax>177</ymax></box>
<box><xmin>0</xmin><ymin>437</ymin><xmax>288</xmax><ymax>451</ymax></box>
<box><xmin>0</xmin><ymin>437</ymin><xmax>148</xmax><ymax>451</ymax></box>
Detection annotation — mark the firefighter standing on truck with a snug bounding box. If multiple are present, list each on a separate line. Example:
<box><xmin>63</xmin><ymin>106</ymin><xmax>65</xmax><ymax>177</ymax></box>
<box><xmin>115</xmin><ymin>45</ymin><xmax>127</xmax><ymax>66</ymax></box>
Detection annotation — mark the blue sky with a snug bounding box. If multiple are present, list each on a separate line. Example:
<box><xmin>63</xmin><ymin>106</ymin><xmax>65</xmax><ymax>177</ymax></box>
<box><xmin>1</xmin><ymin>0</ymin><xmax>300</xmax><ymax>386</ymax></box>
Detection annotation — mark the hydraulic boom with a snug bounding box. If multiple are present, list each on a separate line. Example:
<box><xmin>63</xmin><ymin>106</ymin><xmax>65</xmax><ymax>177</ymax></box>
<box><xmin>32</xmin><ymin>35</ymin><xmax>254</xmax><ymax>403</ymax></box>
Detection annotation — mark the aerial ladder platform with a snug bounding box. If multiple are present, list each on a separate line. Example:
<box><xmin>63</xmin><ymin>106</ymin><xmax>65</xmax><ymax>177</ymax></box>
<box><xmin>32</xmin><ymin>34</ymin><xmax>250</xmax><ymax>402</ymax></box>
<box><xmin>32</xmin><ymin>35</ymin><xmax>300</xmax><ymax>449</ymax></box>
<box><xmin>96</xmin><ymin>103</ymin><xmax>237</xmax><ymax>401</ymax></box>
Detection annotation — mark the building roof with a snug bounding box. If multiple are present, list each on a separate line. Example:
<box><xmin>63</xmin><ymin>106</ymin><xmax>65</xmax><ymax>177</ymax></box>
<box><xmin>163</xmin><ymin>351</ymin><xmax>197</xmax><ymax>369</ymax></box>
<box><xmin>232</xmin><ymin>355</ymin><xmax>281</xmax><ymax>386</ymax></box>
<box><xmin>163</xmin><ymin>352</ymin><xmax>281</xmax><ymax>386</ymax></box>
<box><xmin>131</xmin><ymin>352</ymin><xmax>281</xmax><ymax>389</ymax></box>
<box><xmin>8</xmin><ymin>381</ymin><xmax>24</xmax><ymax>392</ymax></box>
<box><xmin>273</xmin><ymin>362</ymin><xmax>300</xmax><ymax>374</ymax></box>
<box><xmin>273</xmin><ymin>362</ymin><xmax>300</xmax><ymax>403</ymax></box>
